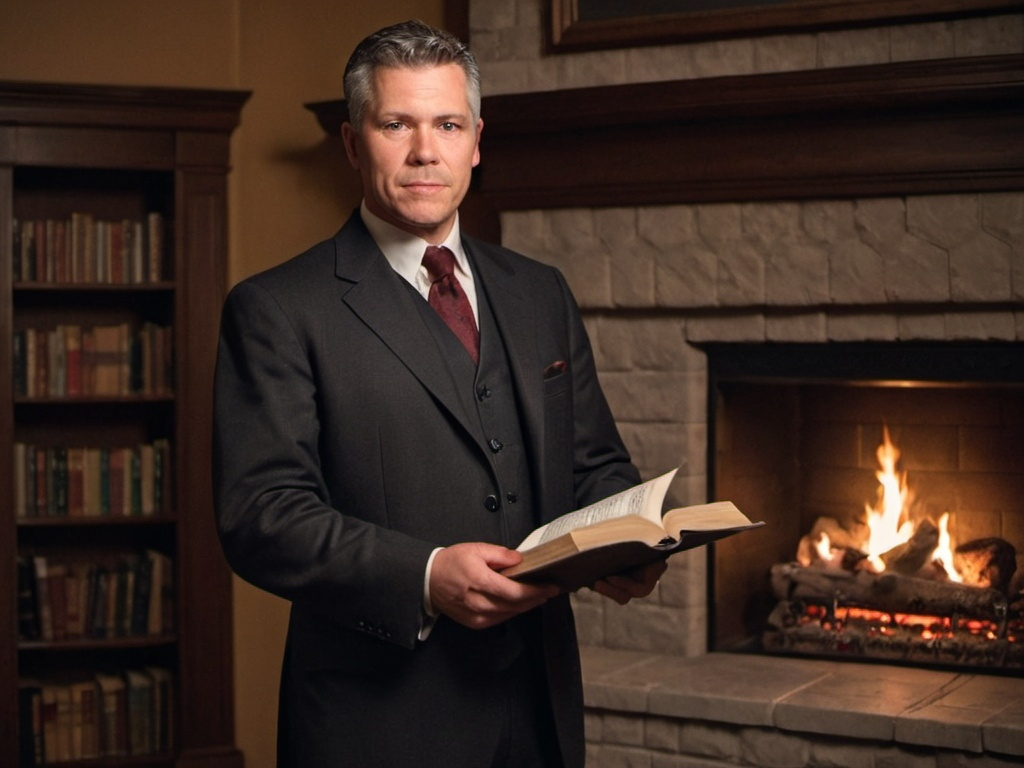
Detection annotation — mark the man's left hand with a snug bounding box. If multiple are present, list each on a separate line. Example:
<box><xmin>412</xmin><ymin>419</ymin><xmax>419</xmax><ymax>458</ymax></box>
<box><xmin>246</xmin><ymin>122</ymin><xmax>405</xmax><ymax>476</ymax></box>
<box><xmin>591</xmin><ymin>559</ymin><xmax>668</xmax><ymax>605</ymax></box>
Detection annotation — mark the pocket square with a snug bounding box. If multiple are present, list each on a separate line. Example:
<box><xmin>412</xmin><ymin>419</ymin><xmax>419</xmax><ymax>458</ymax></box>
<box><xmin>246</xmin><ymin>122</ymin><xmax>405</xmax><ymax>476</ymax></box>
<box><xmin>543</xmin><ymin>360</ymin><xmax>567</xmax><ymax>379</ymax></box>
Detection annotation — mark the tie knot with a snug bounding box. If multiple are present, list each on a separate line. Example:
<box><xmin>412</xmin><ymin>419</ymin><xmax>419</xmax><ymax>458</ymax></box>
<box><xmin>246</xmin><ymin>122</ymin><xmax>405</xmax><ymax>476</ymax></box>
<box><xmin>422</xmin><ymin>245</ymin><xmax>456</xmax><ymax>282</ymax></box>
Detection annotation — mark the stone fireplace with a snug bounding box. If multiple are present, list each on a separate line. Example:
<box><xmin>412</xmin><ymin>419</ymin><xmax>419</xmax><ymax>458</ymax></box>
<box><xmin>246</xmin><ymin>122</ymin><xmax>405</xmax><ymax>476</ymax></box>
<box><xmin>462</xmin><ymin>1</ymin><xmax>1024</xmax><ymax>764</ymax></box>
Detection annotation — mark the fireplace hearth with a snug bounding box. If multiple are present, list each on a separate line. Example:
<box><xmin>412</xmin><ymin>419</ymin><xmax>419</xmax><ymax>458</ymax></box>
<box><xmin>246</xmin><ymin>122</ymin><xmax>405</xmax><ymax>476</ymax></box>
<box><xmin>706</xmin><ymin>341</ymin><xmax>1024</xmax><ymax>675</ymax></box>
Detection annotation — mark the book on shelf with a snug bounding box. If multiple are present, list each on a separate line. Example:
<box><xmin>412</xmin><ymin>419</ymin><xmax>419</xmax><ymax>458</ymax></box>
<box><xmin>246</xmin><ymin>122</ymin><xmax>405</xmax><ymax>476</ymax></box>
<box><xmin>19</xmin><ymin>668</ymin><xmax>174</xmax><ymax>763</ymax></box>
<box><xmin>14</xmin><ymin>440</ymin><xmax>171</xmax><ymax>519</ymax></box>
<box><xmin>11</xmin><ymin>212</ymin><xmax>165</xmax><ymax>284</ymax></box>
<box><xmin>18</xmin><ymin>680</ymin><xmax>44</xmax><ymax>768</ymax></box>
<box><xmin>13</xmin><ymin>322</ymin><xmax>173</xmax><ymax>399</ymax></box>
<box><xmin>18</xmin><ymin>550</ymin><xmax>174</xmax><ymax>643</ymax></box>
<box><xmin>502</xmin><ymin>468</ymin><xmax>764</xmax><ymax>590</ymax></box>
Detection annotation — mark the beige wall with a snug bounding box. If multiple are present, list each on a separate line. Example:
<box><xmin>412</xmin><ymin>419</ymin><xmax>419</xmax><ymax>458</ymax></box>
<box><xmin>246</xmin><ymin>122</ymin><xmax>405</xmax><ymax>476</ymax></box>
<box><xmin>0</xmin><ymin>2</ymin><xmax>442</xmax><ymax>767</ymax></box>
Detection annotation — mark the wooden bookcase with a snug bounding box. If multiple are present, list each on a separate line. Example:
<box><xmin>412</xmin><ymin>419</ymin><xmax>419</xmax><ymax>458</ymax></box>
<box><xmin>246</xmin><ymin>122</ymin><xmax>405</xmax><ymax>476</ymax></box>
<box><xmin>0</xmin><ymin>81</ymin><xmax>249</xmax><ymax>767</ymax></box>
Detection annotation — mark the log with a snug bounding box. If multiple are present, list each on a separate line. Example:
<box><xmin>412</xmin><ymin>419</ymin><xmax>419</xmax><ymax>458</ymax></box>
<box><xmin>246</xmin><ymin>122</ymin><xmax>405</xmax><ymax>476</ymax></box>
<box><xmin>879</xmin><ymin>518</ymin><xmax>938</xmax><ymax>575</ymax></box>
<box><xmin>770</xmin><ymin>562</ymin><xmax>1011</xmax><ymax>622</ymax></box>
<box><xmin>954</xmin><ymin>538</ymin><xmax>1017</xmax><ymax>594</ymax></box>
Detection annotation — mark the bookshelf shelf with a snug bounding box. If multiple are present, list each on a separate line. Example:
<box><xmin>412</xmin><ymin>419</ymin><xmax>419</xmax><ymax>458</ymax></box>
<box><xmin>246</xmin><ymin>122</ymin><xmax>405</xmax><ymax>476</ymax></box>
<box><xmin>1</xmin><ymin>81</ymin><xmax>248</xmax><ymax>768</ymax></box>
<box><xmin>19</xmin><ymin>635</ymin><xmax>177</xmax><ymax>652</ymax></box>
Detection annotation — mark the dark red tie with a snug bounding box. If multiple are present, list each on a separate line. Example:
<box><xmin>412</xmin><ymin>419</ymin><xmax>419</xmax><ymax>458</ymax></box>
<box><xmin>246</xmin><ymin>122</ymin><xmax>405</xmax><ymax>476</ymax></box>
<box><xmin>422</xmin><ymin>245</ymin><xmax>479</xmax><ymax>364</ymax></box>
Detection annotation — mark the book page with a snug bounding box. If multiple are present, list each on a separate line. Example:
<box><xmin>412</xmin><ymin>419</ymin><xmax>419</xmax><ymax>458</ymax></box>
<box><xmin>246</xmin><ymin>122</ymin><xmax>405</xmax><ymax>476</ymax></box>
<box><xmin>516</xmin><ymin>469</ymin><xmax>678</xmax><ymax>551</ymax></box>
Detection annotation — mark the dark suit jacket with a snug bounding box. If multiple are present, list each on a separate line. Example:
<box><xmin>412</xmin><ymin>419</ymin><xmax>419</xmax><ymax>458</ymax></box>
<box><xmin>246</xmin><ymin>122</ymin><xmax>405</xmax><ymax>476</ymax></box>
<box><xmin>213</xmin><ymin>212</ymin><xmax>639</xmax><ymax>767</ymax></box>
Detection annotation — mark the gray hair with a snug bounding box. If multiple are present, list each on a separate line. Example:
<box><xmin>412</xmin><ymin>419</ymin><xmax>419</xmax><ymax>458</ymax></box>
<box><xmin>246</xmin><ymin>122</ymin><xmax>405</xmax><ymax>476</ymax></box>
<box><xmin>343</xmin><ymin>20</ymin><xmax>481</xmax><ymax>128</ymax></box>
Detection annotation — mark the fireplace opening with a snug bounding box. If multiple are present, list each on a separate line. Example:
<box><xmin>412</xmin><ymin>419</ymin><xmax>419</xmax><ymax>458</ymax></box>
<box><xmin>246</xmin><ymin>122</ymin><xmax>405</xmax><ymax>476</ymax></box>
<box><xmin>704</xmin><ymin>342</ymin><xmax>1024</xmax><ymax>674</ymax></box>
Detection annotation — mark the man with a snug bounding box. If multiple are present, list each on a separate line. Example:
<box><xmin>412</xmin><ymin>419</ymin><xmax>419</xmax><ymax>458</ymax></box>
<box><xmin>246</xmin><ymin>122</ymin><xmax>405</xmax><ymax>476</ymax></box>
<box><xmin>213</xmin><ymin>19</ymin><xmax>663</xmax><ymax>768</ymax></box>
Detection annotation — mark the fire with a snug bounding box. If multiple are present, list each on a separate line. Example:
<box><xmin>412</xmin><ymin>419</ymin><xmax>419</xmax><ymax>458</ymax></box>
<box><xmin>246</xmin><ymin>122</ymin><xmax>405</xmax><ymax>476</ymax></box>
<box><xmin>864</xmin><ymin>426</ymin><xmax>914</xmax><ymax>570</ymax></box>
<box><xmin>935</xmin><ymin>512</ymin><xmax>962</xmax><ymax>582</ymax></box>
<box><xmin>862</xmin><ymin>426</ymin><xmax>960</xmax><ymax>581</ymax></box>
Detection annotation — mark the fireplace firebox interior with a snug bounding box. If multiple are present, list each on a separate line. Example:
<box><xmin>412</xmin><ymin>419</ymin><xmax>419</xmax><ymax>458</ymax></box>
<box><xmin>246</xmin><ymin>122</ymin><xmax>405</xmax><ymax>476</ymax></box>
<box><xmin>706</xmin><ymin>342</ymin><xmax>1024</xmax><ymax>673</ymax></box>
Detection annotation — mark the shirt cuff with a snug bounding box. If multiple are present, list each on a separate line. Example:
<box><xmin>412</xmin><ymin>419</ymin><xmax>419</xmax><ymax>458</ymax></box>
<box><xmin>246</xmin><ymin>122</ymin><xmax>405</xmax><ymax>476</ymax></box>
<box><xmin>418</xmin><ymin>547</ymin><xmax>443</xmax><ymax>641</ymax></box>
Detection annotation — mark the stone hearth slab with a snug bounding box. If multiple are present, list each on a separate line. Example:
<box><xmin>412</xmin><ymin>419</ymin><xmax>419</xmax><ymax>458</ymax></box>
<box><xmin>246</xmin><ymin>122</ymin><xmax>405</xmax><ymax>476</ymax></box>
<box><xmin>581</xmin><ymin>647</ymin><xmax>1024</xmax><ymax>757</ymax></box>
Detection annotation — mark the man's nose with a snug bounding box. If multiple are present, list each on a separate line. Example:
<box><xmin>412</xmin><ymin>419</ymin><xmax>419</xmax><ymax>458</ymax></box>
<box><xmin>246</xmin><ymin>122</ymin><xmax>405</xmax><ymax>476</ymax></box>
<box><xmin>408</xmin><ymin>128</ymin><xmax>440</xmax><ymax>164</ymax></box>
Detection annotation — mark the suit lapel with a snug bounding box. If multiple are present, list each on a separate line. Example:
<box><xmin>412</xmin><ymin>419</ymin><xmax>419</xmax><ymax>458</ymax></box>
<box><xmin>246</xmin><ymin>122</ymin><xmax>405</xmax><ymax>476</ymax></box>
<box><xmin>331</xmin><ymin>217</ymin><xmax>483</xmax><ymax>447</ymax></box>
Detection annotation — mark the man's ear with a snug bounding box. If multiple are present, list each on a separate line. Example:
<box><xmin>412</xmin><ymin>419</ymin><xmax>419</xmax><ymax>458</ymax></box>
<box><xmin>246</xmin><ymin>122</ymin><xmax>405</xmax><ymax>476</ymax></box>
<box><xmin>341</xmin><ymin>122</ymin><xmax>360</xmax><ymax>170</ymax></box>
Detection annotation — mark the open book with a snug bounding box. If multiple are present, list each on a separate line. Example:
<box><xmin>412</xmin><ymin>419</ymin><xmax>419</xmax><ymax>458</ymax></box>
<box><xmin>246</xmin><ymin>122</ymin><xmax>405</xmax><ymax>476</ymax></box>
<box><xmin>502</xmin><ymin>469</ymin><xmax>763</xmax><ymax>590</ymax></box>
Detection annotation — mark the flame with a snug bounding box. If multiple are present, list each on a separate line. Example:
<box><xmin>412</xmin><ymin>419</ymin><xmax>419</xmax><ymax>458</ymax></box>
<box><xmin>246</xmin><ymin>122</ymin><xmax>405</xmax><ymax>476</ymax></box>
<box><xmin>935</xmin><ymin>512</ymin><xmax>962</xmax><ymax>582</ymax></box>
<box><xmin>864</xmin><ymin>426</ymin><xmax>914</xmax><ymax>570</ymax></box>
<box><xmin>862</xmin><ymin>426</ymin><xmax>959</xmax><ymax>579</ymax></box>
<box><xmin>814</xmin><ymin>531</ymin><xmax>832</xmax><ymax>561</ymax></box>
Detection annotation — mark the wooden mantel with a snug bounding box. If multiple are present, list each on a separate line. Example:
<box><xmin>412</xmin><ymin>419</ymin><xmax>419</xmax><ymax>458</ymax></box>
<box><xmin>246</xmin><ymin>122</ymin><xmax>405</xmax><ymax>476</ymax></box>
<box><xmin>307</xmin><ymin>54</ymin><xmax>1024</xmax><ymax>213</ymax></box>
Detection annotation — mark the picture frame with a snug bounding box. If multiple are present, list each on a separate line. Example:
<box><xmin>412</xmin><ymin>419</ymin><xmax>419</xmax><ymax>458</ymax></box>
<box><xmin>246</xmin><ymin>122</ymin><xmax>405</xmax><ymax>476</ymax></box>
<box><xmin>549</xmin><ymin>0</ymin><xmax>1021</xmax><ymax>52</ymax></box>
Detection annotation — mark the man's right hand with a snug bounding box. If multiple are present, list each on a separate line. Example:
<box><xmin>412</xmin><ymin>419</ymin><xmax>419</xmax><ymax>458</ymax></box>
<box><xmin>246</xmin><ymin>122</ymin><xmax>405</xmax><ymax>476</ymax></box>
<box><xmin>429</xmin><ymin>542</ymin><xmax>560</xmax><ymax>630</ymax></box>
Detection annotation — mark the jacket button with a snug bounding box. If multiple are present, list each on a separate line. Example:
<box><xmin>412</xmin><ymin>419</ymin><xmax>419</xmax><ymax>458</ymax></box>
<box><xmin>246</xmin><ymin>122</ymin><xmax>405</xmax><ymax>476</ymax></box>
<box><xmin>477</xmin><ymin>385</ymin><xmax>492</xmax><ymax>401</ymax></box>
<box><xmin>489</xmin><ymin>438</ymin><xmax>503</xmax><ymax>453</ymax></box>
<box><xmin>484</xmin><ymin>494</ymin><xmax>500</xmax><ymax>512</ymax></box>
<box><xmin>506</xmin><ymin>492</ymin><xmax>518</xmax><ymax>504</ymax></box>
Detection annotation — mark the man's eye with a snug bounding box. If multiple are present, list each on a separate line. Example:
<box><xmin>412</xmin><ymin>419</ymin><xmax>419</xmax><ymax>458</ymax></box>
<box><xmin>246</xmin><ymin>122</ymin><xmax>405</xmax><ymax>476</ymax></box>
<box><xmin>439</xmin><ymin>122</ymin><xmax>459</xmax><ymax>132</ymax></box>
<box><xmin>383</xmin><ymin>122</ymin><xmax>405</xmax><ymax>131</ymax></box>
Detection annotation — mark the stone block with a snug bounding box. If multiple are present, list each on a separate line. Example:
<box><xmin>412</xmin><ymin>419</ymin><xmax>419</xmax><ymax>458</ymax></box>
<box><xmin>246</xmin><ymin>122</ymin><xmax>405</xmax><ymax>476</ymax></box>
<box><xmin>600</xmin><ymin>371</ymin><xmax>695</xmax><ymax>423</ymax></box>
<box><xmin>717</xmin><ymin>241</ymin><xmax>766</xmax><ymax>306</ymax></box>
<box><xmin>829</xmin><ymin>239</ymin><xmax>886</xmax><ymax>305</ymax></box>
<box><xmin>604</xmin><ymin>602</ymin><xmax>691</xmax><ymax>655</ymax></box>
<box><xmin>616</xmin><ymin>423</ymin><xmax>691</xmax><ymax>482</ymax></box>
<box><xmin>752</xmin><ymin>34</ymin><xmax>818</xmax><ymax>73</ymax></box>
<box><xmin>649</xmin><ymin>654</ymin><xmax>833</xmax><ymax>728</ymax></box>
<box><xmin>897</xmin><ymin>313</ymin><xmax>948</xmax><ymax>340</ymax></box>
<box><xmin>500</xmin><ymin>210</ymin><xmax>548</xmax><ymax>258</ymax></box>
<box><xmin>874</xmin><ymin>746</ymin><xmax>938</xmax><ymax>768</ymax></box>
<box><xmin>808</xmin><ymin>738</ymin><xmax>877</xmax><ymax>768</ymax></box>
<box><xmin>686</xmin><ymin>313</ymin><xmax>766</xmax><ymax>343</ymax></box>
<box><xmin>950</xmin><ymin>232</ymin><xmax>1013</xmax><ymax>302</ymax></box>
<box><xmin>908</xmin><ymin>195</ymin><xmax>981</xmax><ymax>250</ymax></box>
<box><xmin>883</xmin><ymin>235</ymin><xmax>951</xmax><ymax>303</ymax></box>
<box><xmin>590</xmin><ymin>744</ymin><xmax>654</xmax><ymax>768</ymax></box>
<box><xmin>657</xmin><ymin>551</ymin><xmax>706</xmax><ymax>610</ymax></box>
<box><xmin>655</xmin><ymin>244</ymin><xmax>719</xmax><ymax>310</ymax></box>
<box><xmin>627</xmin><ymin>45</ymin><xmax>701</xmax><ymax>83</ymax></box>
<box><xmin>981</xmin><ymin>192</ymin><xmax>1024</xmax><ymax>245</ymax></box>
<box><xmin>595</xmin><ymin>317</ymin><xmax>695</xmax><ymax>372</ymax></box>
<box><xmin>944</xmin><ymin>311</ymin><xmax>1017</xmax><ymax>340</ymax></box>
<box><xmin>696</xmin><ymin>204</ymin><xmax>742</xmax><ymax>251</ymax></box>
<box><xmin>891</xmin><ymin>21</ymin><xmax>956</xmax><ymax>62</ymax></box>
<box><xmin>765</xmin><ymin>241</ymin><xmax>831</xmax><ymax>306</ymax></box>
<box><xmin>766</xmin><ymin>312</ymin><xmax>828</xmax><ymax>343</ymax></box>
<box><xmin>573</xmin><ymin>597</ymin><xmax>606</xmax><ymax>646</ymax></box>
<box><xmin>604</xmin><ymin>713</ymin><xmax>647</xmax><ymax>747</ymax></box>
<box><xmin>690</xmin><ymin>38</ymin><xmax>756</xmax><ymax>79</ymax></box>
<box><xmin>895</xmin><ymin>674</ymin><xmax>1024</xmax><ymax>754</ymax></box>
<box><xmin>826</xmin><ymin>312</ymin><xmax>899</xmax><ymax>341</ymax></box>
<box><xmin>773</xmin><ymin>663</ymin><xmax>959</xmax><ymax>742</ymax></box>
<box><xmin>955</xmin><ymin>13</ymin><xmax>1024</xmax><ymax>56</ymax></box>
<box><xmin>818</xmin><ymin>27</ymin><xmax>891</xmax><ymax>67</ymax></box>
<box><xmin>739</xmin><ymin>726</ymin><xmax>811</xmax><ymax>768</ymax></box>
<box><xmin>678</xmin><ymin>721</ymin><xmax>744</xmax><ymax>761</ymax></box>
<box><xmin>644</xmin><ymin>716</ymin><xmax>681</xmax><ymax>752</ymax></box>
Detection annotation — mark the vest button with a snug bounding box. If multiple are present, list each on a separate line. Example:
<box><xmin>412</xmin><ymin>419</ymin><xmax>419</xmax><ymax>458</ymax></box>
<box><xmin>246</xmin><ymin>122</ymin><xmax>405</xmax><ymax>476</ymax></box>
<box><xmin>506</xmin><ymin>492</ymin><xmax>518</xmax><ymax>504</ymax></box>
<box><xmin>488</xmin><ymin>438</ymin><xmax>503</xmax><ymax>453</ymax></box>
<box><xmin>484</xmin><ymin>494</ymin><xmax>500</xmax><ymax>512</ymax></box>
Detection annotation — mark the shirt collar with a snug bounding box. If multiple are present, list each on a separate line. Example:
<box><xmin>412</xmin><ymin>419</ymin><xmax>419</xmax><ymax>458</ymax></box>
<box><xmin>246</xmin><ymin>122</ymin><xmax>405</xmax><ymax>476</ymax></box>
<box><xmin>360</xmin><ymin>202</ymin><xmax>471</xmax><ymax>286</ymax></box>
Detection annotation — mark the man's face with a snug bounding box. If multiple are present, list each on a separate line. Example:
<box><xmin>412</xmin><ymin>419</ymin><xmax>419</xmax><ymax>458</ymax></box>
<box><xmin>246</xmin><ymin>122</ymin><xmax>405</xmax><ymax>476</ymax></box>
<box><xmin>342</xmin><ymin>64</ymin><xmax>482</xmax><ymax>243</ymax></box>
